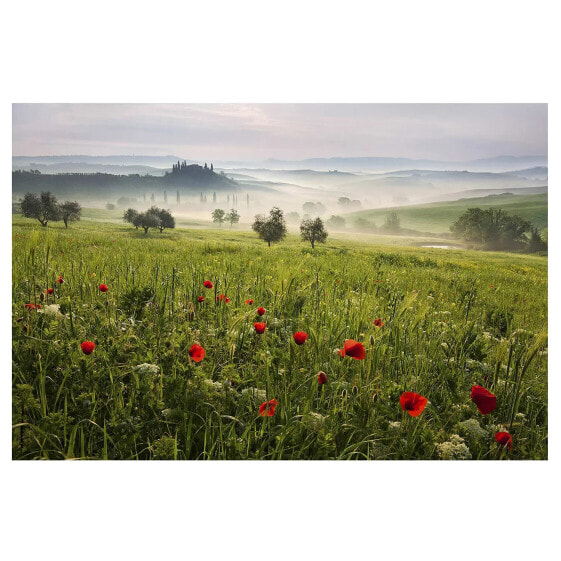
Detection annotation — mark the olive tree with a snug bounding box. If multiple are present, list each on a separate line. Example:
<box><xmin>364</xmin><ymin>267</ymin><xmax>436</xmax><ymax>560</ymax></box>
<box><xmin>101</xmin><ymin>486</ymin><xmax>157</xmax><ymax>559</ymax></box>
<box><xmin>20</xmin><ymin>191</ymin><xmax>61</xmax><ymax>227</ymax></box>
<box><xmin>300</xmin><ymin>217</ymin><xmax>328</xmax><ymax>249</ymax></box>
<box><xmin>252</xmin><ymin>207</ymin><xmax>287</xmax><ymax>247</ymax></box>
<box><xmin>212</xmin><ymin>208</ymin><xmax>226</xmax><ymax>226</ymax></box>
<box><xmin>59</xmin><ymin>201</ymin><xmax>82</xmax><ymax>228</ymax></box>
<box><xmin>123</xmin><ymin>208</ymin><xmax>140</xmax><ymax>228</ymax></box>
<box><xmin>225</xmin><ymin>208</ymin><xmax>240</xmax><ymax>227</ymax></box>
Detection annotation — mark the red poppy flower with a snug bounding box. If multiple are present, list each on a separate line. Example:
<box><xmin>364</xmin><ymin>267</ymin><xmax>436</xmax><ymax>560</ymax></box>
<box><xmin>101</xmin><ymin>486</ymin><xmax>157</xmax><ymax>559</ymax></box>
<box><xmin>254</xmin><ymin>322</ymin><xmax>267</xmax><ymax>334</ymax></box>
<box><xmin>99</xmin><ymin>284</ymin><xmax>108</xmax><ymax>293</ymax></box>
<box><xmin>188</xmin><ymin>343</ymin><xmax>206</xmax><ymax>362</ymax></box>
<box><xmin>216</xmin><ymin>294</ymin><xmax>230</xmax><ymax>303</ymax></box>
<box><xmin>257</xmin><ymin>306</ymin><xmax>266</xmax><ymax>316</ymax></box>
<box><xmin>317</xmin><ymin>371</ymin><xmax>328</xmax><ymax>385</ymax></box>
<box><xmin>203</xmin><ymin>280</ymin><xmax>213</xmax><ymax>289</ymax></box>
<box><xmin>400</xmin><ymin>392</ymin><xmax>428</xmax><ymax>417</ymax></box>
<box><xmin>24</xmin><ymin>303</ymin><xmax>41</xmax><ymax>310</ymax></box>
<box><xmin>293</xmin><ymin>331</ymin><xmax>308</xmax><ymax>345</ymax></box>
<box><xmin>56</xmin><ymin>277</ymin><xmax>64</xmax><ymax>284</ymax></box>
<box><xmin>45</xmin><ymin>288</ymin><xmax>54</xmax><ymax>295</ymax></box>
<box><xmin>373</xmin><ymin>318</ymin><xmax>384</xmax><ymax>327</ymax></box>
<box><xmin>245</xmin><ymin>299</ymin><xmax>254</xmax><ymax>305</ymax></box>
<box><xmin>495</xmin><ymin>431</ymin><xmax>513</xmax><ymax>450</ymax></box>
<box><xmin>198</xmin><ymin>296</ymin><xmax>205</xmax><ymax>303</ymax></box>
<box><xmin>81</xmin><ymin>341</ymin><xmax>95</xmax><ymax>355</ymax></box>
<box><xmin>470</xmin><ymin>385</ymin><xmax>497</xmax><ymax>415</ymax></box>
<box><xmin>338</xmin><ymin>339</ymin><xmax>366</xmax><ymax>360</ymax></box>
<box><xmin>259</xmin><ymin>398</ymin><xmax>278</xmax><ymax>417</ymax></box>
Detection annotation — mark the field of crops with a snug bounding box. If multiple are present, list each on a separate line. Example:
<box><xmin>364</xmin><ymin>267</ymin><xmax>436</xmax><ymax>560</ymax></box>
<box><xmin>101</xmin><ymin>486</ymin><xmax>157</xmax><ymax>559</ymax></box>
<box><xmin>12</xmin><ymin>216</ymin><xmax>548</xmax><ymax>459</ymax></box>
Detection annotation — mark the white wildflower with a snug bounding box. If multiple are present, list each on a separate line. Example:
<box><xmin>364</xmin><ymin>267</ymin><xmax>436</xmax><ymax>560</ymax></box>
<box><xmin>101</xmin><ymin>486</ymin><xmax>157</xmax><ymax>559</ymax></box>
<box><xmin>459</xmin><ymin>418</ymin><xmax>488</xmax><ymax>439</ymax></box>
<box><xmin>436</xmin><ymin>434</ymin><xmax>472</xmax><ymax>460</ymax></box>
<box><xmin>201</xmin><ymin>379</ymin><xmax>224</xmax><ymax>392</ymax></box>
<box><xmin>134</xmin><ymin>363</ymin><xmax>160</xmax><ymax>376</ymax></box>
<box><xmin>39</xmin><ymin>304</ymin><xmax>66</xmax><ymax>319</ymax></box>
<box><xmin>388</xmin><ymin>421</ymin><xmax>401</xmax><ymax>431</ymax></box>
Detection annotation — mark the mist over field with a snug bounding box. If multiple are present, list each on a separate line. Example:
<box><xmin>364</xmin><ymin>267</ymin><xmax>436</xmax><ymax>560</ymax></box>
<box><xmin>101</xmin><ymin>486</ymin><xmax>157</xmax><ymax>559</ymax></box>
<box><xmin>12</xmin><ymin>152</ymin><xmax>548</xmax><ymax>239</ymax></box>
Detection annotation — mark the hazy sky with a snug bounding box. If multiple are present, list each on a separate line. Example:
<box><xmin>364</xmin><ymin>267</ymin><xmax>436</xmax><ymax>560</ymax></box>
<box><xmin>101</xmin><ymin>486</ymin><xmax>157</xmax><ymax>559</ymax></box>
<box><xmin>12</xmin><ymin>103</ymin><xmax>547</xmax><ymax>162</ymax></box>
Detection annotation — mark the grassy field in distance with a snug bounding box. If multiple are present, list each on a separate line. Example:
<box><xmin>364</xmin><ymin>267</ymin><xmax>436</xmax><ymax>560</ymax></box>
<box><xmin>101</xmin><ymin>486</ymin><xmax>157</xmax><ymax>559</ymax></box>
<box><xmin>345</xmin><ymin>193</ymin><xmax>548</xmax><ymax>233</ymax></box>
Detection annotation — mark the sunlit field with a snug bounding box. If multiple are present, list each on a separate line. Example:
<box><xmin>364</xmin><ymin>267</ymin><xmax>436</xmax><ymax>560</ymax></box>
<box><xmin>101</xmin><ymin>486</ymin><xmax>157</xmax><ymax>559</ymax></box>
<box><xmin>12</xmin><ymin>216</ymin><xmax>547</xmax><ymax>459</ymax></box>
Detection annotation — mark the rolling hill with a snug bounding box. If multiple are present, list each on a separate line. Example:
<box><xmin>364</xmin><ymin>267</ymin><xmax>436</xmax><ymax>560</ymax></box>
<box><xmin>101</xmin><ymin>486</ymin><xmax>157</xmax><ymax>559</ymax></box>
<box><xmin>345</xmin><ymin>193</ymin><xmax>548</xmax><ymax>233</ymax></box>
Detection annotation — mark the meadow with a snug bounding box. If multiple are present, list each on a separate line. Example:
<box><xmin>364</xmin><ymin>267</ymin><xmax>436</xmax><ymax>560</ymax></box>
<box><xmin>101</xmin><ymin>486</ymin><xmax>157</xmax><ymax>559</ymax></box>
<box><xmin>12</xmin><ymin>216</ymin><xmax>548</xmax><ymax>459</ymax></box>
<box><xmin>347</xmin><ymin>193</ymin><xmax>548</xmax><ymax>233</ymax></box>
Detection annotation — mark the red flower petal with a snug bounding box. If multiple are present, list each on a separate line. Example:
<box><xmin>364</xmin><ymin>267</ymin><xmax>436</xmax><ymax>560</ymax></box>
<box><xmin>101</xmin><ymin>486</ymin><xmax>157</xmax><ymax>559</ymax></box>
<box><xmin>293</xmin><ymin>331</ymin><xmax>308</xmax><ymax>345</ymax></box>
<box><xmin>495</xmin><ymin>431</ymin><xmax>513</xmax><ymax>450</ymax></box>
<box><xmin>99</xmin><ymin>284</ymin><xmax>108</xmax><ymax>293</ymax></box>
<box><xmin>470</xmin><ymin>385</ymin><xmax>497</xmax><ymax>415</ymax></box>
<box><xmin>399</xmin><ymin>392</ymin><xmax>428</xmax><ymax>417</ymax></box>
<box><xmin>373</xmin><ymin>318</ymin><xmax>384</xmax><ymax>327</ymax></box>
<box><xmin>257</xmin><ymin>307</ymin><xmax>266</xmax><ymax>316</ymax></box>
<box><xmin>203</xmin><ymin>280</ymin><xmax>213</xmax><ymax>289</ymax></box>
<box><xmin>341</xmin><ymin>339</ymin><xmax>366</xmax><ymax>360</ymax></box>
<box><xmin>259</xmin><ymin>399</ymin><xmax>278</xmax><ymax>417</ymax></box>
<box><xmin>254</xmin><ymin>322</ymin><xmax>267</xmax><ymax>334</ymax></box>
<box><xmin>317</xmin><ymin>371</ymin><xmax>328</xmax><ymax>385</ymax></box>
<box><xmin>198</xmin><ymin>296</ymin><xmax>205</xmax><ymax>302</ymax></box>
<box><xmin>245</xmin><ymin>299</ymin><xmax>254</xmax><ymax>305</ymax></box>
<box><xmin>188</xmin><ymin>344</ymin><xmax>206</xmax><ymax>362</ymax></box>
<box><xmin>81</xmin><ymin>341</ymin><xmax>95</xmax><ymax>355</ymax></box>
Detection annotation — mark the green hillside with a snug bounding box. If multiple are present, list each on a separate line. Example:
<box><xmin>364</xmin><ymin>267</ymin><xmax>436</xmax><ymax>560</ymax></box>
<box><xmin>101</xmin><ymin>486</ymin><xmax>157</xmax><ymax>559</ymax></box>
<box><xmin>346</xmin><ymin>193</ymin><xmax>548</xmax><ymax>233</ymax></box>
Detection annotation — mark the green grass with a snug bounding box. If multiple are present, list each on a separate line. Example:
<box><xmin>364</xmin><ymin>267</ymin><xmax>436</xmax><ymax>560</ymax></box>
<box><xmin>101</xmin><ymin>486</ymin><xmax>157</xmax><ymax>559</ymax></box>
<box><xmin>346</xmin><ymin>193</ymin><xmax>548</xmax><ymax>233</ymax></box>
<box><xmin>12</xmin><ymin>216</ymin><xmax>547</xmax><ymax>459</ymax></box>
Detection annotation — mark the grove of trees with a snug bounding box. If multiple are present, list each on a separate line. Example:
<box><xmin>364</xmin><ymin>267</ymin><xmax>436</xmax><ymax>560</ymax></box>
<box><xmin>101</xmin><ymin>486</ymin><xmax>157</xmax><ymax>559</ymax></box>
<box><xmin>451</xmin><ymin>207</ymin><xmax>545</xmax><ymax>251</ymax></box>
<box><xmin>20</xmin><ymin>191</ymin><xmax>81</xmax><ymax>228</ymax></box>
<box><xmin>123</xmin><ymin>206</ymin><xmax>175</xmax><ymax>234</ymax></box>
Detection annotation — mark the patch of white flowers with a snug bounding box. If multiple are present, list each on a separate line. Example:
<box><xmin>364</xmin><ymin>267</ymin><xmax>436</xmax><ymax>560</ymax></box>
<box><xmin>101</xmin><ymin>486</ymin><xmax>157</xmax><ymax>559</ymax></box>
<box><xmin>459</xmin><ymin>418</ymin><xmax>488</xmax><ymax>439</ymax></box>
<box><xmin>134</xmin><ymin>363</ymin><xmax>160</xmax><ymax>376</ymax></box>
<box><xmin>436</xmin><ymin>434</ymin><xmax>472</xmax><ymax>460</ymax></box>
<box><xmin>39</xmin><ymin>304</ymin><xmax>67</xmax><ymax>319</ymax></box>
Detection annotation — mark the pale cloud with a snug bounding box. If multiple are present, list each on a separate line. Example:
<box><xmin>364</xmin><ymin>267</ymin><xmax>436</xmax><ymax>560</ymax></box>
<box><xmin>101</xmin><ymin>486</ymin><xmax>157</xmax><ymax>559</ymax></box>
<box><xmin>12</xmin><ymin>103</ymin><xmax>547</xmax><ymax>161</ymax></box>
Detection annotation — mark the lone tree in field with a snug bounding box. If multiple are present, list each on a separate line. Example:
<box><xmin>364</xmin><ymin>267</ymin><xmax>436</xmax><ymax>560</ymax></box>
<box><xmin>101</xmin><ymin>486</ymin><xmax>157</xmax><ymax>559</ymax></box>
<box><xmin>225</xmin><ymin>208</ymin><xmax>240</xmax><ymax>227</ymax></box>
<box><xmin>123</xmin><ymin>208</ymin><xmax>140</xmax><ymax>228</ymax></box>
<box><xmin>20</xmin><ymin>191</ymin><xmax>61</xmax><ymax>227</ymax></box>
<box><xmin>300</xmin><ymin>217</ymin><xmax>328</xmax><ymax>249</ymax></box>
<box><xmin>252</xmin><ymin>207</ymin><xmax>287</xmax><ymax>247</ymax></box>
<box><xmin>59</xmin><ymin>201</ymin><xmax>82</xmax><ymax>228</ymax></box>
<box><xmin>212</xmin><ymin>208</ymin><xmax>226</xmax><ymax>226</ymax></box>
